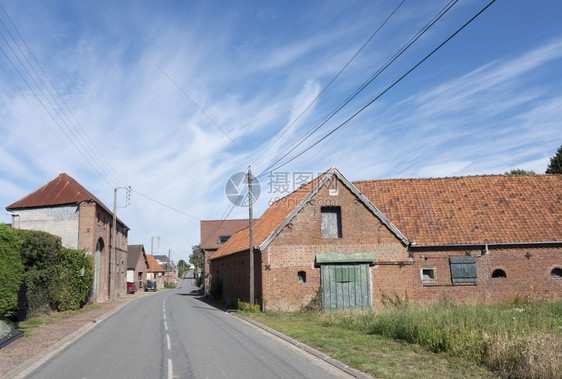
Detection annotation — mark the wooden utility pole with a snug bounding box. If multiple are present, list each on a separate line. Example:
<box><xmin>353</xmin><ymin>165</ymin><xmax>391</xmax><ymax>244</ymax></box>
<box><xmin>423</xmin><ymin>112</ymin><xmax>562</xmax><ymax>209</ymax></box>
<box><xmin>248</xmin><ymin>167</ymin><xmax>254</xmax><ymax>305</ymax></box>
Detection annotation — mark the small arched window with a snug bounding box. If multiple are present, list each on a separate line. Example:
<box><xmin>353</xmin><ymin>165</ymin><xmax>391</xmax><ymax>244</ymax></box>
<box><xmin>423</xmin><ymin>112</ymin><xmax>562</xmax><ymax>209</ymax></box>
<box><xmin>298</xmin><ymin>271</ymin><xmax>306</xmax><ymax>283</ymax></box>
<box><xmin>492</xmin><ymin>269</ymin><xmax>506</xmax><ymax>278</ymax></box>
<box><xmin>551</xmin><ymin>268</ymin><xmax>562</xmax><ymax>278</ymax></box>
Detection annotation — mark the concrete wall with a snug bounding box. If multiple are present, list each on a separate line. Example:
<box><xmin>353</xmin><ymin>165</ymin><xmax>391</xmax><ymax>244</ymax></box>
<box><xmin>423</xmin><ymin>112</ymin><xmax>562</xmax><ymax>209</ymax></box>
<box><xmin>13</xmin><ymin>205</ymin><xmax>79</xmax><ymax>249</ymax></box>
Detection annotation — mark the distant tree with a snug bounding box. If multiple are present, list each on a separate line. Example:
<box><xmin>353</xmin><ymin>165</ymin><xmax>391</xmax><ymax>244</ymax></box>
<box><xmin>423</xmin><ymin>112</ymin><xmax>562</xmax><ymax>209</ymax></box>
<box><xmin>504</xmin><ymin>169</ymin><xmax>536</xmax><ymax>176</ymax></box>
<box><xmin>190</xmin><ymin>245</ymin><xmax>204</xmax><ymax>272</ymax></box>
<box><xmin>177</xmin><ymin>259</ymin><xmax>190</xmax><ymax>279</ymax></box>
<box><xmin>546</xmin><ymin>144</ymin><xmax>562</xmax><ymax>174</ymax></box>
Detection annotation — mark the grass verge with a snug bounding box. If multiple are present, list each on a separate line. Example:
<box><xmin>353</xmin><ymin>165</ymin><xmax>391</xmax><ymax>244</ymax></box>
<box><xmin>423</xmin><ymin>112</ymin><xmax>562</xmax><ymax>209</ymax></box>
<box><xmin>18</xmin><ymin>304</ymin><xmax>101</xmax><ymax>336</ymax></box>
<box><xmin>241</xmin><ymin>301</ymin><xmax>562</xmax><ymax>378</ymax></box>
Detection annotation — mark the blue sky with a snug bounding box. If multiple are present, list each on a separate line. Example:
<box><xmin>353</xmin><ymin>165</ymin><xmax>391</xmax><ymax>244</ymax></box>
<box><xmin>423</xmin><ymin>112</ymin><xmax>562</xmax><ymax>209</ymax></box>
<box><xmin>1</xmin><ymin>0</ymin><xmax>561</xmax><ymax>263</ymax></box>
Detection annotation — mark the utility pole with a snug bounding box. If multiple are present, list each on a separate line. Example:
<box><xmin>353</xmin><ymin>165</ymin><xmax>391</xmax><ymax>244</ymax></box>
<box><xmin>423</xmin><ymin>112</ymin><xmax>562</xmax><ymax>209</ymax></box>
<box><xmin>168</xmin><ymin>248</ymin><xmax>171</xmax><ymax>283</ymax></box>
<box><xmin>248</xmin><ymin>167</ymin><xmax>254</xmax><ymax>305</ymax></box>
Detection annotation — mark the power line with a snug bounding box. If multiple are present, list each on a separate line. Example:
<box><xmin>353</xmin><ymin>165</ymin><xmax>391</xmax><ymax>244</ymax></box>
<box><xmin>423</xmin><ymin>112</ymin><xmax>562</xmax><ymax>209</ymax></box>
<box><xmin>150</xmin><ymin>58</ymin><xmax>254</xmax><ymax>164</ymax></box>
<box><xmin>253</xmin><ymin>0</ymin><xmax>408</xmax><ymax>163</ymax></box>
<box><xmin>130</xmin><ymin>188</ymin><xmax>201</xmax><ymax>221</ymax></box>
<box><xmin>255</xmin><ymin>0</ymin><xmax>459</xmax><ymax>177</ymax></box>
<box><xmin>260</xmin><ymin>0</ymin><xmax>498</xmax><ymax>176</ymax></box>
<box><xmin>0</xmin><ymin>5</ymin><xmax>126</xmax><ymax>187</ymax></box>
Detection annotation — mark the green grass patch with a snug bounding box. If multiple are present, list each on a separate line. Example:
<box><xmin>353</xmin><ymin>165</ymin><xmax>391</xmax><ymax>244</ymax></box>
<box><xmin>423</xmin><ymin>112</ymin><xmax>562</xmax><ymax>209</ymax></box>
<box><xmin>18</xmin><ymin>304</ymin><xmax>101</xmax><ymax>336</ymax></box>
<box><xmin>242</xmin><ymin>301</ymin><xmax>562</xmax><ymax>378</ymax></box>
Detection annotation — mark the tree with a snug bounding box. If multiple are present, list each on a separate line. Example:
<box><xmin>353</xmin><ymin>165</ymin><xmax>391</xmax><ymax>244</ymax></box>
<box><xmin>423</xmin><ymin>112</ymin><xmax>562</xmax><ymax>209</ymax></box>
<box><xmin>546</xmin><ymin>144</ymin><xmax>562</xmax><ymax>174</ymax></box>
<box><xmin>504</xmin><ymin>169</ymin><xmax>536</xmax><ymax>176</ymax></box>
<box><xmin>190</xmin><ymin>245</ymin><xmax>204</xmax><ymax>272</ymax></box>
<box><xmin>177</xmin><ymin>259</ymin><xmax>190</xmax><ymax>279</ymax></box>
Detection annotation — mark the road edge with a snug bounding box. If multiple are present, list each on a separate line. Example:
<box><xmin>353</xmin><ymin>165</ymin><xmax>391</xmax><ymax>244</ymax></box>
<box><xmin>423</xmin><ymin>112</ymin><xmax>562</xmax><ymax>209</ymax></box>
<box><xmin>233</xmin><ymin>313</ymin><xmax>373</xmax><ymax>379</ymax></box>
<box><xmin>3</xmin><ymin>298</ymin><xmax>136</xmax><ymax>379</ymax></box>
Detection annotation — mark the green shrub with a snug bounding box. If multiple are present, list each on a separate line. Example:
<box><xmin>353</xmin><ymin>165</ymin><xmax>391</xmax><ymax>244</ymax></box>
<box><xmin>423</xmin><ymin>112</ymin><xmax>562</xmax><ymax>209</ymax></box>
<box><xmin>50</xmin><ymin>248</ymin><xmax>94</xmax><ymax>311</ymax></box>
<box><xmin>209</xmin><ymin>274</ymin><xmax>222</xmax><ymax>299</ymax></box>
<box><xmin>0</xmin><ymin>224</ymin><xmax>24</xmax><ymax>318</ymax></box>
<box><xmin>16</xmin><ymin>229</ymin><xmax>61</xmax><ymax>316</ymax></box>
<box><xmin>237</xmin><ymin>299</ymin><xmax>260</xmax><ymax>313</ymax></box>
<box><xmin>164</xmin><ymin>281</ymin><xmax>177</xmax><ymax>289</ymax></box>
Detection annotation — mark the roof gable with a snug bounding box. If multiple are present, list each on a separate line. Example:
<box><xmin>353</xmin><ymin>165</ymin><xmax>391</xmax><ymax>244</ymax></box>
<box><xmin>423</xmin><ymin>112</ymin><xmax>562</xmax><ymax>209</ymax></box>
<box><xmin>211</xmin><ymin>168</ymin><xmax>408</xmax><ymax>260</ymax></box>
<box><xmin>354</xmin><ymin>174</ymin><xmax>562</xmax><ymax>245</ymax></box>
<box><xmin>146</xmin><ymin>254</ymin><xmax>165</xmax><ymax>272</ymax></box>
<box><xmin>127</xmin><ymin>244</ymin><xmax>146</xmax><ymax>268</ymax></box>
<box><xmin>7</xmin><ymin>173</ymin><xmax>103</xmax><ymax>209</ymax></box>
<box><xmin>6</xmin><ymin>173</ymin><xmax>128</xmax><ymax>229</ymax></box>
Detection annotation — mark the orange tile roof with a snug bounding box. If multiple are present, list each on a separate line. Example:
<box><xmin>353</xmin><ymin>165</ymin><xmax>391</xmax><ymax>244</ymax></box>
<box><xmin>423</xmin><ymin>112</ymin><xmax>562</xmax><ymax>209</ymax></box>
<box><xmin>211</xmin><ymin>171</ymin><xmax>326</xmax><ymax>259</ymax></box>
<box><xmin>354</xmin><ymin>174</ymin><xmax>562</xmax><ymax>245</ymax></box>
<box><xmin>211</xmin><ymin>171</ymin><xmax>562</xmax><ymax>259</ymax></box>
<box><xmin>146</xmin><ymin>254</ymin><xmax>165</xmax><ymax>273</ymax></box>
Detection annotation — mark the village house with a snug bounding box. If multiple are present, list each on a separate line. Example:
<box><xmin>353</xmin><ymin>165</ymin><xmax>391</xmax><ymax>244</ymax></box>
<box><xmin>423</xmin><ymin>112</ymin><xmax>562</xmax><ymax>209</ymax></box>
<box><xmin>200</xmin><ymin>219</ymin><xmax>252</xmax><ymax>294</ymax></box>
<box><xmin>146</xmin><ymin>254</ymin><xmax>165</xmax><ymax>289</ymax></box>
<box><xmin>6</xmin><ymin>173</ymin><xmax>130</xmax><ymax>303</ymax></box>
<box><xmin>154</xmin><ymin>255</ymin><xmax>178</xmax><ymax>285</ymax></box>
<box><xmin>128</xmin><ymin>244</ymin><xmax>149</xmax><ymax>289</ymax></box>
<box><xmin>210</xmin><ymin>168</ymin><xmax>562</xmax><ymax>311</ymax></box>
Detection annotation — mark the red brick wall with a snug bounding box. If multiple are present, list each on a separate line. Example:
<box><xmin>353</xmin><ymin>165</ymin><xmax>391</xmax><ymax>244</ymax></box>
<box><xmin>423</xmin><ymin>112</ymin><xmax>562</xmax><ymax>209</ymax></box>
<box><xmin>211</xmin><ymin>176</ymin><xmax>562</xmax><ymax>311</ymax></box>
<box><xmin>402</xmin><ymin>246</ymin><xmax>562</xmax><ymax>305</ymax></box>
<box><xmin>262</xmin><ymin>177</ymin><xmax>408</xmax><ymax>311</ymax></box>
<box><xmin>210</xmin><ymin>251</ymin><xmax>262</xmax><ymax>306</ymax></box>
<box><xmin>78</xmin><ymin>202</ymin><xmax>129</xmax><ymax>301</ymax></box>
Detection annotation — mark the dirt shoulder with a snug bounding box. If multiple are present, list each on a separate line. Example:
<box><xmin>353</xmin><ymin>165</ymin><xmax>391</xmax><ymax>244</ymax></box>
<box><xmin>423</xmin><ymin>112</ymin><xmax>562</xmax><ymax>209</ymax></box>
<box><xmin>0</xmin><ymin>292</ymin><xmax>151</xmax><ymax>377</ymax></box>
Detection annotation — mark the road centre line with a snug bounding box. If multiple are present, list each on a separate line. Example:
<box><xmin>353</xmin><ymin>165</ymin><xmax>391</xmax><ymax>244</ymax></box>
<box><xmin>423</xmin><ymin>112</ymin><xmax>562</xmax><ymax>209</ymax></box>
<box><xmin>168</xmin><ymin>359</ymin><xmax>173</xmax><ymax>379</ymax></box>
<box><xmin>166</xmin><ymin>334</ymin><xmax>171</xmax><ymax>350</ymax></box>
<box><xmin>164</xmin><ymin>321</ymin><xmax>168</xmax><ymax>331</ymax></box>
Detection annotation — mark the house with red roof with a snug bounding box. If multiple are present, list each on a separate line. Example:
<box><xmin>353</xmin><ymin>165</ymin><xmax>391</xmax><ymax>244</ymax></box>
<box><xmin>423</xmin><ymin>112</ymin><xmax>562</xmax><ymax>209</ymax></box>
<box><xmin>6</xmin><ymin>173</ymin><xmax>130</xmax><ymax>303</ymax></box>
<box><xmin>210</xmin><ymin>168</ymin><xmax>562</xmax><ymax>311</ymax></box>
<box><xmin>200</xmin><ymin>219</ymin><xmax>253</xmax><ymax>294</ymax></box>
<box><xmin>146</xmin><ymin>254</ymin><xmax>165</xmax><ymax>289</ymax></box>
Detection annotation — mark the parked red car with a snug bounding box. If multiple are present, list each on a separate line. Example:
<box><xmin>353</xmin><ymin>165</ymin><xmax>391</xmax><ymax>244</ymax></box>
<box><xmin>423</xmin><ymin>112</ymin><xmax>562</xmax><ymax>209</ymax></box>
<box><xmin>127</xmin><ymin>282</ymin><xmax>137</xmax><ymax>294</ymax></box>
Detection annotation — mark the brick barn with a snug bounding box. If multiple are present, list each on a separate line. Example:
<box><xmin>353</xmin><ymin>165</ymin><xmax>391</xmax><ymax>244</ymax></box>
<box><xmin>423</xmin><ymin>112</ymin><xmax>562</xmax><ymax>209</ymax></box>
<box><xmin>200</xmin><ymin>219</ymin><xmax>252</xmax><ymax>294</ymax></box>
<box><xmin>6</xmin><ymin>173</ymin><xmax>130</xmax><ymax>303</ymax></box>
<box><xmin>209</xmin><ymin>168</ymin><xmax>562</xmax><ymax>311</ymax></box>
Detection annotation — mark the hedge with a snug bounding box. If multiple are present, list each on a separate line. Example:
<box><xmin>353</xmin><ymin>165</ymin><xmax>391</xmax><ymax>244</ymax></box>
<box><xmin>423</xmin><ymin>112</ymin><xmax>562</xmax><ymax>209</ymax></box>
<box><xmin>50</xmin><ymin>247</ymin><xmax>94</xmax><ymax>311</ymax></box>
<box><xmin>0</xmin><ymin>224</ymin><xmax>24</xmax><ymax>319</ymax></box>
<box><xmin>16</xmin><ymin>229</ymin><xmax>61</xmax><ymax>316</ymax></box>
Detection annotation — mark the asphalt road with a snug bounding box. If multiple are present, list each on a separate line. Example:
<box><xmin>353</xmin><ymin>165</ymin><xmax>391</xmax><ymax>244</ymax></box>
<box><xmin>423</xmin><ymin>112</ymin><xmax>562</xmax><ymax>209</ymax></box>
<box><xmin>27</xmin><ymin>275</ymin><xmax>351</xmax><ymax>378</ymax></box>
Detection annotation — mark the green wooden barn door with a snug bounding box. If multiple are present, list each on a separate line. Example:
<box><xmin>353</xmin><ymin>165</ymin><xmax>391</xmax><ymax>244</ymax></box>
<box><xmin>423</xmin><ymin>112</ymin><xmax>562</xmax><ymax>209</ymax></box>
<box><xmin>321</xmin><ymin>264</ymin><xmax>371</xmax><ymax>310</ymax></box>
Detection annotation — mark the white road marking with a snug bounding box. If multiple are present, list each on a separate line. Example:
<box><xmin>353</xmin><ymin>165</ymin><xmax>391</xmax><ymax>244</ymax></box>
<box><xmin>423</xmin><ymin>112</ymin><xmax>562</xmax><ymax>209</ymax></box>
<box><xmin>163</xmin><ymin>312</ymin><xmax>167</xmax><ymax>320</ymax></box>
<box><xmin>164</xmin><ymin>321</ymin><xmax>168</xmax><ymax>331</ymax></box>
<box><xmin>168</xmin><ymin>359</ymin><xmax>173</xmax><ymax>379</ymax></box>
<box><xmin>166</xmin><ymin>334</ymin><xmax>171</xmax><ymax>350</ymax></box>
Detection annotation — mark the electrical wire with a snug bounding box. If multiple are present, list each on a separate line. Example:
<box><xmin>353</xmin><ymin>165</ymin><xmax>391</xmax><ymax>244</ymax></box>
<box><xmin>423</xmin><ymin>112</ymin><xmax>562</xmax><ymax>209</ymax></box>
<box><xmin>253</xmin><ymin>0</ymin><xmax>408</xmax><ymax>163</ymax></box>
<box><xmin>150</xmin><ymin>58</ymin><xmax>254</xmax><ymax>164</ymax></box>
<box><xmin>255</xmin><ymin>0</ymin><xmax>459</xmax><ymax>177</ymax></box>
<box><xmin>260</xmin><ymin>0</ymin><xmax>498</xmax><ymax>176</ymax></box>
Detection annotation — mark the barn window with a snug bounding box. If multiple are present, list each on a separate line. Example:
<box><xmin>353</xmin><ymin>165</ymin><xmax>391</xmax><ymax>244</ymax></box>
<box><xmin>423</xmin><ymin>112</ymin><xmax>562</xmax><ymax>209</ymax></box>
<box><xmin>449</xmin><ymin>257</ymin><xmax>477</xmax><ymax>284</ymax></box>
<box><xmin>492</xmin><ymin>269</ymin><xmax>506</xmax><ymax>278</ymax></box>
<box><xmin>321</xmin><ymin>206</ymin><xmax>342</xmax><ymax>239</ymax></box>
<box><xmin>551</xmin><ymin>268</ymin><xmax>562</xmax><ymax>278</ymax></box>
<box><xmin>298</xmin><ymin>271</ymin><xmax>306</xmax><ymax>283</ymax></box>
<box><xmin>420</xmin><ymin>268</ymin><xmax>435</xmax><ymax>283</ymax></box>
